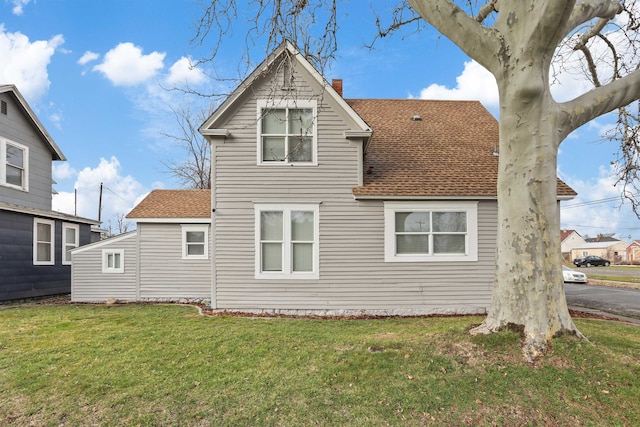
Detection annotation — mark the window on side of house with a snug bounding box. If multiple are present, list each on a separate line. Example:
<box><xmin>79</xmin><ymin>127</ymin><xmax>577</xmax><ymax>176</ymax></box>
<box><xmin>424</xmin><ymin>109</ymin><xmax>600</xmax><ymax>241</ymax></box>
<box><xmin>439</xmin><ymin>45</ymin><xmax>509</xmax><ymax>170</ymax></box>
<box><xmin>255</xmin><ymin>204</ymin><xmax>319</xmax><ymax>279</ymax></box>
<box><xmin>102</xmin><ymin>249</ymin><xmax>124</xmax><ymax>273</ymax></box>
<box><xmin>1</xmin><ymin>138</ymin><xmax>29</xmax><ymax>191</ymax></box>
<box><xmin>257</xmin><ymin>100</ymin><xmax>317</xmax><ymax>165</ymax></box>
<box><xmin>33</xmin><ymin>218</ymin><xmax>55</xmax><ymax>265</ymax></box>
<box><xmin>62</xmin><ymin>223</ymin><xmax>79</xmax><ymax>265</ymax></box>
<box><xmin>181</xmin><ymin>225</ymin><xmax>209</xmax><ymax>260</ymax></box>
<box><xmin>384</xmin><ymin>201</ymin><xmax>478</xmax><ymax>262</ymax></box>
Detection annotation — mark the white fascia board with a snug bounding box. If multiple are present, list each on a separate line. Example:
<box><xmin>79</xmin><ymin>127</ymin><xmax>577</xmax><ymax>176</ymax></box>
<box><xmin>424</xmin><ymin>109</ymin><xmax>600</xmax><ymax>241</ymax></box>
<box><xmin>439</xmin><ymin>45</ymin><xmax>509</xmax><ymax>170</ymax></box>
<box><xmin>353</xmin><ymin>194</ymin><xmax>498</xmax><ymax>201</ymax></box>
<box><xmin>0</xmin><ymin>85</ymin><xmax>66</xmax><ymax>161</ymax></box>
<box><xmin>199</xmin><ymin>41</ymin><xmax>371</xmax><ymax>137</ymax></box>
<box><xmin>131</xmin><ymin>218</ymin><xmax>212</xmax><ymax>224</ymax></box>
<box><xmin>71</xmin><ymin>231</ymin><xmax>137</xmax><ymax>254</ymax></box>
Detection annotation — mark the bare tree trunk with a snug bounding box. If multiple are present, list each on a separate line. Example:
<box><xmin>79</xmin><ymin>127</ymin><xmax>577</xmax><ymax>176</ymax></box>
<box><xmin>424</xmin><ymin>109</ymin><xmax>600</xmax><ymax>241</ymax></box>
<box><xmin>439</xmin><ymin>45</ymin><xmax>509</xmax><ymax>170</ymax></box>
<box><xmin>471</xmin><ymin>79</ymin><xmax>584</xmax><ymax>362</ymax></box>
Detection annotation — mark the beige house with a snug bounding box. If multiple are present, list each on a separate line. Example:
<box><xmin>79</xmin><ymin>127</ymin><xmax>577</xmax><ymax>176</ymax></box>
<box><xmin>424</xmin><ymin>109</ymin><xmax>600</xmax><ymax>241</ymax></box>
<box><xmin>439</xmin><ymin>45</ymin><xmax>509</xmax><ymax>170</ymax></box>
<box><xmin>571</xmin><ymin>240</ymin><xmax>628</xmax><ymax>264</ymax></box>
<box><xmin>560</xmin><ymin>229</ymin><xmax>585</xmax><ymax>262</ymax></box>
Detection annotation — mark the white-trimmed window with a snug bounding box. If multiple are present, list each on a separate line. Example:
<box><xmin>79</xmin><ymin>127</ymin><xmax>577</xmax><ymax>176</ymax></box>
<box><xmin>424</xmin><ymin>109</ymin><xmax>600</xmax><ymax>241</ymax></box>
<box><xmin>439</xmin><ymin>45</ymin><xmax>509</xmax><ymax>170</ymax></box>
<box><xmin>384</xmin><ymin>201</ymin><xmax>478</xmax><ymax>262</ymax></box>
<box><xmin>102</xmin><ymin>249</ymin><xmax>124</xmax><ymax>273</ymax></box>
<box><xmin>1</xmin><ymin>138</ymin><xmax>29</xmax><ymax>191</ymax></box>
<box><xmin>257</xmin><ymin>100</ymin><xmax>317</xmax><ymax>165</ymax></box>
<box><xmin>62</xmin><ymin>223</ymin><xmax>79</xmax><ymax>265</ymax></box>
<box><xmin>33</xmin><ymin>218</ymin><xmax>55</xmax><ymax>265</ymax></box>
<box><xmin>255</xmin><ymin>204</ymin><xmax>319</xmax><ymax>279</ymax></box>
<box><xmin>182</xmin><ymin>225</ymin><xmax>209</xmax><ymax>259</ymax></box>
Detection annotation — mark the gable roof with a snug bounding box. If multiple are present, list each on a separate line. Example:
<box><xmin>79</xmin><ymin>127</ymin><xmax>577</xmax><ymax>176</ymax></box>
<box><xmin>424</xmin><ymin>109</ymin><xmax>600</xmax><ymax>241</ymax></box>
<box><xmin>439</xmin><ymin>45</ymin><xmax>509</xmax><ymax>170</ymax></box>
<box><xmin>0</xmin><ymin>84</ymin><xmax>65</xmax><ymax>161</ymax></box>
<box><xmin>126</xmin><ymin>190</ymin><xmax>210</xmax><ymax>220</ymax></box>
<box><xmin>200</xmin><ymin>41</ymin><xmax>371</xmax><ymax>140</ymax></box>
<box><xmin>561</xmin><ymin>229</ymin><xmax>581</xmax><ymax>242</ymax></box>
<box><xmin>348</xmin><ymin>98</ymin><xmax>576</xmax><ymax>198</ymax></box>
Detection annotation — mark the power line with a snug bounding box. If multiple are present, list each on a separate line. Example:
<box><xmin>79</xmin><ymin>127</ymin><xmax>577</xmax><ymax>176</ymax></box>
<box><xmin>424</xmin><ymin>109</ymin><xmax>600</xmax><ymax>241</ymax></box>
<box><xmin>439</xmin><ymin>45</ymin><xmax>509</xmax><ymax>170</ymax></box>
<box><xmin>561</xmin><ymin>194</ymin><xmax>640</xmax><ymax>209</ymax></box>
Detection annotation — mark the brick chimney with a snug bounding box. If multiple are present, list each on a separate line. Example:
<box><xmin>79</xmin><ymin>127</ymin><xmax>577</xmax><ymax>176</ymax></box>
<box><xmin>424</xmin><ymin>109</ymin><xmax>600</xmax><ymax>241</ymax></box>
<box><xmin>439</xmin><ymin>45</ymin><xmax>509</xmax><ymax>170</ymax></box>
<box><xmin>332</xmin><ymin>79</ymin><xmax>343</xmax><ymax>97</ymax></box>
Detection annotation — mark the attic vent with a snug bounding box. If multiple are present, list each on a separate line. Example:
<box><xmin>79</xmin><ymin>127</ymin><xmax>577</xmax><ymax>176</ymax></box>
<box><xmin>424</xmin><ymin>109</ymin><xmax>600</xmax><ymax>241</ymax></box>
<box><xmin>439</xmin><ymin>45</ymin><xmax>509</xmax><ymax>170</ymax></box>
<box><xmin>1</xmin><ymin>100</ymin><xmax>6</xmax><ymax>115</ymax></box>
<box><xmin>411</xmin><ymin>115</ymin><xmax>422</xmax><ymax>121</ymax></box>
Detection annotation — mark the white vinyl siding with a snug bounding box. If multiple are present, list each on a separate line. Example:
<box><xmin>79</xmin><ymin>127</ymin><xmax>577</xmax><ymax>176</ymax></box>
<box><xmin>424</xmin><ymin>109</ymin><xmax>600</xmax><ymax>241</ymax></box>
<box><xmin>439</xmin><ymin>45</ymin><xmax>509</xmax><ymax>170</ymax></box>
<box><xmin>33</xmin><ymin>218</ymin><xmax>54</xmax><ymax>265</ymax></box>
<box><xmin>257</xmin><ymin>100</ymin><xmax>317</xmax><ymax>165</ymax></box>
<box><xmin>62</xmin><ymin>223</ymin><xmax>79</xmax><ymax>265</ymax></box>
<box><xmin>138</xmin><ymin>223</ymin><xmax>211</xmax><ymax>299</ymax></box>
<box><xmin>255</xmin><ymin>204</ymin><xmax>319</xmax><ymax>280</ymax></box>
<box><xmin>1</xmin><ymin>138</ymin><xmax>29</xmax><ymax>191</ymax></box>
<box><xmin>208</xmin><ymin>56</ymin><xmax>495</xmax><ymax>314</ymax></box>
<box><xmin>383</xmin><ymin>201</ymin><xmax>478</xmax><ymax>262</ymax></box>
<box><xmin>102</xmin><ymin>249</ymin><xmax>124</xmax><ymax>273</ymax></box>
<box><xmin>71</xmin><ymin>232</ymin><xmax>138</xmax><ymax>302</ymax></box>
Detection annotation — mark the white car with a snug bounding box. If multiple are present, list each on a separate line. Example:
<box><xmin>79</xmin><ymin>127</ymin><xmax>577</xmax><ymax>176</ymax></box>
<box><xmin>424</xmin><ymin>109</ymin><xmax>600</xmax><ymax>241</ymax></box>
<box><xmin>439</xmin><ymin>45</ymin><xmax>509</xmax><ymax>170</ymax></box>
<box><xmin>562</xmin><ymin>265</ymin><xmax>587</xmax><ymax>283</ymax></box>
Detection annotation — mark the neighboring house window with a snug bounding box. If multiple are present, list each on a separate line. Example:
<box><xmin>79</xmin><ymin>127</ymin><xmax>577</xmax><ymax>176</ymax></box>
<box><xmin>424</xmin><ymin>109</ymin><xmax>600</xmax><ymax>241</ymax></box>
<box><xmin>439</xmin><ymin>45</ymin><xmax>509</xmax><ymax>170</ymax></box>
<box><xmin>102</xmin><ymin>249</ymin><xmax>124</xmax><ymax>273</ymax></box>
<box><xmin>384</xmin><ymin>201</ymin><xmax>478</xmax><ymax>262</ymax></box>
<box><xmin>255</xmin><ymin>204</ymin><xmax>319</xmax><ymax>279</ymax></box>
<box><xmin>181</xmin><ymin>225</ymin><xmax>209</xmax><ymax>259</ymax></box>
<box><xmin>33</xmin><ymin>218</ymin><xmax>55</xmax><ymax>265</ymax></box>
<box><xmin>257</xmin><ymin>100</ymin><xmax>317</xmax><ymax>164</ymax></box>
<box><xmin>62</xmin><ymin>223</ymin><xmax>79</xmax><ymax>265</ymax></box>
<box><xmin>1</xmin><ymin>138</ymin><xmax>29</xmax><ymax>191</ymax></box>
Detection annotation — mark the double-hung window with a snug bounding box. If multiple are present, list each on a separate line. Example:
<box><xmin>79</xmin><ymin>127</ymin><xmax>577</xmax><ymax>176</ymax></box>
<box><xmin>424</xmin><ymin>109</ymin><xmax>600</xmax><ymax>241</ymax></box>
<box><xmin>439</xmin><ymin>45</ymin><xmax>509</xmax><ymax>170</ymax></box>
<box><xmin>384</xmin><ymin>201</ymin><xmax>478</xmax><ymax>262</ymax></box>
<box><xmin>181</xmin><ymin>225</ymin><xmax>209</xmax><ymax>259</ymax></box>
<box><xmin>102</xmin><ymin>249</ymin><xmax>124</xmax><ymax>273</ymax></box>
<box><xmin>1</xmin><ymin>138</ymin><xmax>28</xmax><ymax>191</ymax></box>
<box><xmin>257</xmin><ymin>100</ymin><xmax>317</xmax><ymax>164</ymax></box>
<box><xmin>33</xmin><ymin>218</ymin><xmax>55</xmax><ymax>265</ymax></box>
<box><xmin>255</xmin><ymin>204</ymin><xmax>319</xmax><ymax>279</ymax></box>
<box><xmin>62</xmin><ymin>223</ymin><xmax>79</xmax><ymax>265</ymax></box>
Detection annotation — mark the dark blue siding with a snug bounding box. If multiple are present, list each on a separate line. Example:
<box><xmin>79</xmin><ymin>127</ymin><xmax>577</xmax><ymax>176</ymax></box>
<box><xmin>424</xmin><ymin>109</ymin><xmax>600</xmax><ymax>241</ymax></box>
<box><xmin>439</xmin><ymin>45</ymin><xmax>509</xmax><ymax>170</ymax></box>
<box><xmin>0</xmin><ymin>210</ymin><xmax>93</xmax><ymax>301</ymax></box>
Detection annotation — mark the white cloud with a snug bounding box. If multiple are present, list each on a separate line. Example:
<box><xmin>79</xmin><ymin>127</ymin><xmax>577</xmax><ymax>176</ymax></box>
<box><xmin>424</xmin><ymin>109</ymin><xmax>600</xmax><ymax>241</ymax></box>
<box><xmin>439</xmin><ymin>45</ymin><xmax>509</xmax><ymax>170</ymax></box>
<box><xmin>52</xmin><ymin>157</ymin><xmax>148</xmax><ymax>227</ymax></box>
<box><xmin>77</xmin><ymin>51</ymin><xmax>99</xmax><ymax>65</ymax></box>
<box><xmin>52</xmin><ymin>162</ymin><xmax>77</xmax><ymax>180</ymax></box>
<box><xmin>416</xmin><ymin>60</ymin><xmax>499</xmax><ymax>109</ymax></box>
<box><xmin>165</xmin><ymin>56</ymin><xmax>207</xmax><ymax>86</ymax></box>
<box><xmin>11</xmin><ymin>0</ymin><xmax>31</xmax><ymax>15</ymax></box>
<box><xmin>93</xmin><ymin>42</ymin><xmax>165</xmax><ymax>86</ymax></box>
<box><xmin>0</xmin><ymin>25</ymin><xmax>64</xmax><ymax>101</ymax></box>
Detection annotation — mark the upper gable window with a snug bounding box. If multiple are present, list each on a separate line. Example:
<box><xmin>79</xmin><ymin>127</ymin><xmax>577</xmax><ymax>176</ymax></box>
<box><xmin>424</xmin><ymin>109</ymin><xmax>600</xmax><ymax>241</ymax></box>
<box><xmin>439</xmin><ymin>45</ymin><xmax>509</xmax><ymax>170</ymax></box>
<box><xmin>257</xmin><ymin>100</ymin><xmax>317</xmax><ymax>165</ymax></box>
<box><xmin>0</xmin><ymin>138</ymin><xmax>29</xmax><ymax>191</ymax></box>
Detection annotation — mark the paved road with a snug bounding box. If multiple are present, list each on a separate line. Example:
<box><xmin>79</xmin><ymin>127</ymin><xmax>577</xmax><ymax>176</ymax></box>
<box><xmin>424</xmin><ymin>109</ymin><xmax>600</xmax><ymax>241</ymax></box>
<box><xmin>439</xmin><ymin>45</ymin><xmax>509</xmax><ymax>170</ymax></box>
<box><xmin>565</xmin><ymin>282</ymin><xmax>640</xmax><ymax>318</ymax></box>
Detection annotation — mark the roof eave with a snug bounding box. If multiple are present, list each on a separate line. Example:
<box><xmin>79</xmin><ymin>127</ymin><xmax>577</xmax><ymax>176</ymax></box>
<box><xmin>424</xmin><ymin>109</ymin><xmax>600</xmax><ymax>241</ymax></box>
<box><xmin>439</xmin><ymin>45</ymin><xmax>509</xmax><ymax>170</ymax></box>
<box><xmin>0</xmin><ymin>85</ymin><xmax>66</xmax><ymax>161</ymax></box>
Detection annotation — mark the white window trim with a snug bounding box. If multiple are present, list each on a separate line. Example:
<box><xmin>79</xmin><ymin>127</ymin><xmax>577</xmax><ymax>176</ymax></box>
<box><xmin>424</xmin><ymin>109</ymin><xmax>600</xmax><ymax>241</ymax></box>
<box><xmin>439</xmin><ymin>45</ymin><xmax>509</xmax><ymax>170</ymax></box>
<box><xmin>0</xmin><ymin>138</ymin><xmax>29</xmax><ymax>191</ymax></box>
<box><xmin>62</xmin><ymin>223</ymin><xmax>79</xmax><ymax>265</ymax></box>
<box><xmin>33</xmin><ymin>218</ymin><xmax>55</xmax><ymax>266</ymax></box>
<box><xmin>181</xmin><ymin>224</ymin><xmax>209</xmax><ymax>260</ymax></box>
<box><xmin>256</xmin><ymin>99</ymin><xmax>318</xmax><ymax>166</ymax></box>
<box><xmin>254</xmin><ymin>203</ymin><xmax>320</xmax><ymax>280</ymax></box>
<box><xmin>384</xmin><ymin>201</ymin><xmax>478</xmax><ymax>262</ymax></box>
<box><xmin>102</xmin><ymin>249</ymin><xmax>125</xmax><ymax>273</ymax></box>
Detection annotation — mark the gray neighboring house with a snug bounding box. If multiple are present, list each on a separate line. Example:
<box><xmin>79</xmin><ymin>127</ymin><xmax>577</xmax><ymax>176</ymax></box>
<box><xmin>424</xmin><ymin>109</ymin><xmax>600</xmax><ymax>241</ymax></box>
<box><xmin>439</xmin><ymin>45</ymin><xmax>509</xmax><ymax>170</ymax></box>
<box><xmin>71</xmin><ymin>42</ymin><xmax>576</xmax><ymax>315</ymax></box>
<box><xmin>0</xmin><ymin>85</ymin><xmax>99</xmax><ymax>301</ymax></box>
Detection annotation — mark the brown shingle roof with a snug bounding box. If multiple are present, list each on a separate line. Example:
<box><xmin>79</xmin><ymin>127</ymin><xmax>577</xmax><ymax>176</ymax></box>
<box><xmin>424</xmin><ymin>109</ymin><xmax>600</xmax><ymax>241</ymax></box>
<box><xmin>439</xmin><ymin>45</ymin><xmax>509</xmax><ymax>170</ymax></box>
<box><xmin>347</xmin><ymin>99</ymin><xmax>576</xmax><ymax>198</ymax></box>
<box><xmin>126</xmin><ymin>189</ymin><xmax>210</xmax><ymax>219</ymax></box>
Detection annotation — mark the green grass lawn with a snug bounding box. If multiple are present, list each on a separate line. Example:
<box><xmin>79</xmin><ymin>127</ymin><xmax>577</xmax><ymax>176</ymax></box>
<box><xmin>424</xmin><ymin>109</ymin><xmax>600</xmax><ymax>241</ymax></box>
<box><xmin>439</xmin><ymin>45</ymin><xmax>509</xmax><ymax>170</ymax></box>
<box><xmin>1</xmin><ymin>303</ymin><xmax>639</xmax><ymax>426</ymax></box>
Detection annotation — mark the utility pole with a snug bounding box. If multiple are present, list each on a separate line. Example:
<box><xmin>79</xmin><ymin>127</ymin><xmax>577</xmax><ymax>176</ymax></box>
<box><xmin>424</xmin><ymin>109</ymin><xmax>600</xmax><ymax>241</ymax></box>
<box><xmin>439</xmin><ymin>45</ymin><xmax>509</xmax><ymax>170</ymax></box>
<box><xmin>98</xmin><ymin>182</ymin><xmax>103</xmax><ymax>223</ymax></box>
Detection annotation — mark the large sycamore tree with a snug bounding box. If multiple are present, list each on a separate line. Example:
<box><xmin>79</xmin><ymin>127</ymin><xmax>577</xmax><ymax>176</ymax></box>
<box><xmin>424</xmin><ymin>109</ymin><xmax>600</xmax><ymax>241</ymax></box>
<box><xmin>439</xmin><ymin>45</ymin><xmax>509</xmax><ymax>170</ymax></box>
<box><xmin>193</xmin><ymin>0</ymin><xmax>640</xmax><ymax>360</ymax></box>
<box><xmin>407</xmin><ymin>0</ymin><xmax>640</xmax><ymax>360</ymax></box>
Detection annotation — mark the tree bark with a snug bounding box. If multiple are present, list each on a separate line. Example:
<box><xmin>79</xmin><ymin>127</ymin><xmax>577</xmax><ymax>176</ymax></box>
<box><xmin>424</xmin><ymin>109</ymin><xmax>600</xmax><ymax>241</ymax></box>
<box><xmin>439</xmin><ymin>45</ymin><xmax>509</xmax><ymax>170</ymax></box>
<box><xmin>469</xmin><ymin>81</ymin><xmax>584</xmax><ymax>362</ymax></box>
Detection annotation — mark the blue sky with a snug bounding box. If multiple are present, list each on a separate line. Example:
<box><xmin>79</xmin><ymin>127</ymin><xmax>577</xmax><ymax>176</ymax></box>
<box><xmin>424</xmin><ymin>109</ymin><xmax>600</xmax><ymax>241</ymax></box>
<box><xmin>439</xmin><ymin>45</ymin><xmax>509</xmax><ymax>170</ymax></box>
<box><xmin>1</xmin><ymin>0</ymin><xmax>638</xmax><ymax>240</ymax></box>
